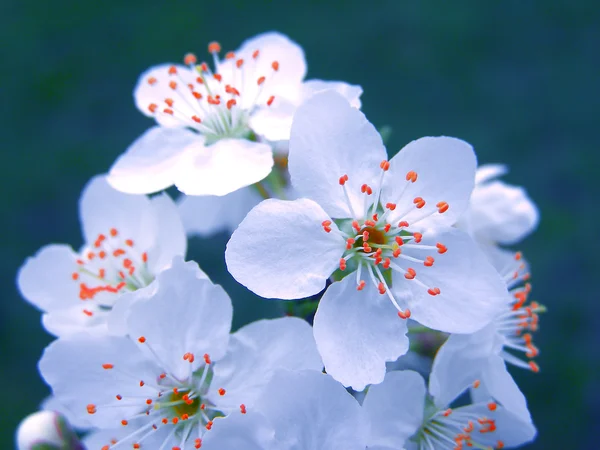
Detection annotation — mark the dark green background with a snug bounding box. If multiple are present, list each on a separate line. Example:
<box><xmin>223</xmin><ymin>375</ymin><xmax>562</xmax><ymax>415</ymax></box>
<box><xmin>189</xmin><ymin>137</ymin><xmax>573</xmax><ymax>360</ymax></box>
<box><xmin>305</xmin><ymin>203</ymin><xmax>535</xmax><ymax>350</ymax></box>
<box><xmin>1</xmin><ymin>1</ymin><xmax>597</xmax><ymax>448</ymax></box>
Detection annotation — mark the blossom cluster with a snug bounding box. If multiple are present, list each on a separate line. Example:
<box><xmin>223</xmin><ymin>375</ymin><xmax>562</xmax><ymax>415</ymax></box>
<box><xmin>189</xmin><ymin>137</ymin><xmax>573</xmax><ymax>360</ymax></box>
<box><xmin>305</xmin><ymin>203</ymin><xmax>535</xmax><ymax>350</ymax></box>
<box><xmin>16</xmin><ymin>32</ymin><xmax>542</xmax><ymax>450</ymax></box>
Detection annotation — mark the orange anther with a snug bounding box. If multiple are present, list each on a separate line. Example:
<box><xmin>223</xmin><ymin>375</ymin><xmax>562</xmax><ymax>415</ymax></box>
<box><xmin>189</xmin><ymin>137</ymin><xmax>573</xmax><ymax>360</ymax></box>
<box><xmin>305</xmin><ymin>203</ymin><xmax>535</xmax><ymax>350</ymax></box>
<box><xmin>207</xmin><ymin>95</ymin><xmax>220</xmax><ymax>105</ymax></box>
<box><xmin>227</xmin><ymin>99</ymin><xmax>237</xmax><ymax>109</ymax></box>
<box><xmin>102</xmin><ymin>363</ymin><xmax>114</xmax><ymax>370</ymax></box>
<box><xmin>240</xmin><ymin>404</ymin><xmax>247</xmax><ymax>414</ymax></box>
<box><xmin>271</xmin><ymin>61</ymin><xmax>279</xmax><ymax>71</ymax></box>
<box><xmin>148</xmin><ymin>103</ymin><xmax>158</xmax><ymax>113</ymax></box>
<box><xmin>147</xmin><ymin>76</ymin><xmax>157</xmax><ymax>85</ymax></box>
<box><xmin>383</xmin><ymin>258</ymin><xmax>391</xmax><ymax>269</ymax></box>
<box><xmin>436</xmin><ymin>243</ymin><xmax>447</xmax><ymax>254</ymax></box>
<box><xmin>83</xmin><ymin>309</ymin><xmax>93</xmax><ymax>316</ymax></box>
<box><xmin>257</xmin><ymin>76</ymin><xmax>266</xmax><ymax>85</ymax></box>
<box><xmin>165</xmin><ymin>98</ymin><xmax>174</xmax><ymax>107</ymax></box>
<box><xmin>125</xmin><ymin>239</ymin><xmax>133</xmax><ymax>247</ymax></box>
<box><xmin>146</xmin><ymin>399</ymin><xmax>152</xmax><ymax>405</ymax></box>
<box><xmin>192</xmin><ymin>115</ymin><xmax>202</xmax><ymax>123</ymax></box>
<box><xmin>339</xmin><ymin>258</ymin><xmax>347</xmax><ymax>271</ymax></box>
<box><xmin>378</xmin><ymin>282</ymin><xmax>386</xmax><ymax>294</ymax></box>
<box><xmin>116</xmin><ymin>394</ymin><xmax>122</xmax><ymax>400</ymax></box>
<box><xmin>352</xmin><ymin>221</ymin><xmax>361</xmax><ymax>232</ymax></box>
<box><xmin>497</xmin><ymin>440</ymin><xmax>505</xmax><ymax>448</ymax></box>
<box><xmin>252</xmin><ymin>49</ymin><xmax>260</xmax><ymax>58</ymax></box>
<box><xmin>213</xmin><ymin>73</ymin><xmax>222</xmax><ymax>82</ymax></box>
<box><xmin>267</xmin><ymin>95</ymin><xmax>275</xmax><ymax>106</ymax></box>
<box><xmin>398</xmin><ymin>221</ymin><xmax>409</xmax><ymax>228</ymax></box>
<box><xmin>121</xmin><ymin>420</ymin><xmax>128</xmax><ymax>426</ymax></box>
<box><xmin>515</xmin><ymin>251</ymin><xmax>522</xmax><ymax>260</ymax></box>
<box><xmin>184</xmin><ymin>53</ymin><xmax>197</xmax><ymax>65</ymax></box>
<box><xmin>225</xmin><ymin>51</ymin><xmax>235</xmax><ymax>60</ymax></box>
<box><xmin>365</xmin><ymin>220</ymin><xmax>376</xmax><ymax>227</ymax></box>
<box><xmin>169</xmin><ymin>81</ymin><xmax>177</xmax><ymax>90</ymax></box>
<box><xmin>163</xmin><ymin>108</ymin><xmax>174</xmax><ymax>115</ymax></box>
<box><xmin>424</xmin><ymin>256</ymin><xmax>434</xmax><ymax>267</ymax></box>
<box><xmin>339</xmin><ymin>174</ymin><xmax>349</xmax><ymax>185</ymax></box>
<box><xmin>427</xmin><ymin>287</ymin><xmax>441</xmax><ymax>296</ymax></box>
<box><xmin>406</xmin><ymin>171</ymin><xmax>418</xmax><ymax>182</ymax></box>
<box><xmin>172</xmin><ymin>417</ymin><xmax>179</xmax><ymax>424</ymax></box>
<box><xmin>183</xmin><ymin>352</ymin><xmax>195</xmax><ymax>363</ymax></box>
<box><xmin>200</xmin><ymin>62</ymin><xmax>208</xmax><ymax>72</ymax></box>
<box><xmin>139</xmin><ymin>380</ymin><xmax>145</xmax><ymax>387</ymax></box>
<box><xmin>473</xmin><ymin>379</ymin><xmax>481</xmax><ymax>388</ymax></box>
<box><xmin>393</xmin><ymin>248</ymin><xmax>401</xmax><ymax>258</ymax></box>
<box><xmin>413</xmin><ymin>232</ymin><xmax>423</xmax><ymax>243</ymax></box>
<box><xmin>236</xmin><ymin>58</ymin><xmax>244</xmax><ymax>68</ymax></box>
<box><xmin>346</xmin><ymin>238</ymin><xmax>355</xmax><ymax>249</ymax></box>
<box><xmin>71</xmin><ymin>272</ymin><xmax>79</xmax><ymax>280</ymax></box>
<box><xmin>385</xmin><ymin>203</ymin><xmax>396</xmax><ymax>210</ymax></box>
<box><xmin>436</xmin><ymin>201</ymin><xmax>449</xmax><ymax>214</ymax></box>
<box><xmin>488</xmin><ymin>402</ymin><xmax>497</xmax><ymax>411</ymax></box>
<box><xmin>529</xmin><ymin>361</ymin><xmax>540</xmax><ymax>372</ymax></box>
<box><xmin>208</xmin><ymin>41</ymin><xmax>221</xmax><ymax>53</ymax></box>
<box><xmin>138</xmin><ymin>336</ymin><xmax>146</xmax><ymax>343</ymax></box>
<box><xmin>205</xmin><ymin>420</ymin><xmax>213</xmax><ymax>430</ymax></box>
<box><xmin>87</xmin><ymin>404</ymin><xmax>97</xmax><ymax>414</ymax></box>
<box><xmin>384</xmin><ymin>223</ymin><xmax>391</xmax><ymax>232</ymax></box>
<box><xmin>443</xmin><ymin>408</ymin><xmax>452</xmax><ymax>417</ymax></box>
<box><xmin>357</xmin><ymin>280</ymin><xmax>366</xmax><ymax>291</ymax></box>
<box><xmin>362</xmin><ymin>231</ymin><xmax>370</xmax><ymax>241</ymax></box>
<box><xmin>380</xmin><ymin>160</ymin><xmax>390</xmax><ymax>171</ymax></box>
<box><xmin>398</xmin><ymin>309</ymin><xmax>411</xmax><ymax>319</ymax></box>
<box><xmin>361</xmin><ymin>184</ymin><xmax>373</xmax><ymax>195</ymax></box>
<box><xmin>192</xmin><ymin>91</ymin><xmax>202</xmax><ymax>99</ymax></box>
<box><xmin>168</xmin><ymin>66</ymin><xmax>177</xmax><ymax>75</ymax></box>
<box><xmin>218</xmin><ymin>388</ymin><xmax>226</xmax><ymax>396</ymax></box>
<box><xmin>413</xmin><ymin>197</ymin><xmax>425</xmax><ymax>208</ymax></box>
<box><xmin>405</xmin><ymin>268</ymin><xmax>416</xmax><ymax>280</ymax></box>
<box><xmin>195</xmin><ymin>438</ymin><xmax>202</xmax><ymax>449</ymax></box>
<box><xmin>204</xmin><ymin>353</ymin><xmax>212</xmax><ymax>364</ymax></box>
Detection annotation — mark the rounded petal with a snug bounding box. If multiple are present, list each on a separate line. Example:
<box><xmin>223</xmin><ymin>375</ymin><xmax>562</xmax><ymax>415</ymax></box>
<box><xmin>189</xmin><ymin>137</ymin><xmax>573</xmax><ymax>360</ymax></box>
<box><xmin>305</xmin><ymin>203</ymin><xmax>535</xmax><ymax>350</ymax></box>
<box><xmin>475</xmin><ymin>164</ymin><xmax>508</xmax><ymax>184</ymax></box>
<box><xmin>126</xmin><ymin>257</ymin><xmax>232</xmax><ymax>379</ymax></box>
<box><xmin>200</xmin><ymin>412</ymin><xmax>280</xmax><ymax>450</ymax></box>
<box><xmin>256</xmin><ymin>370</ymin><xmax>368</xmax><ymax>450</ymax></box>
<box><xmin>42</xmin><ymin>306</ymin><xmax>109</xmax><ymax>337</ymax></box>
<box><xmin>107</xmin><ymin>126</ymin><xmax>200</xmax><ymax>194</ymax></box>
<box><xmin>211</xmin><ymin>317</ymin><xmax>322</xmax><ymax>409</ymax></box>
<box><xmin>382</xmin><ymin>136</ymin><xmax>477</xmax><ymax>228</ymax></box>
<box><xmin>175</xmin><ymin>138</ymin><xmax>273</xmax><ymax>196</ymax></box>
<box><xmin>249</xmin><ymin>99</ymin><xmax>297</xmax><ymax>142</ymax></box>
<box><xmin>226</xmin><ymin>198</ymin><xmax>345</xmax><ymax>299</ymax></box>
<box><xmin>145</xmin><ymin>193</ymin><xmax>187</xmax><ymax>272</ymax></box>
<box><xmin>301</xmin><ymin>79</ymin><xmax>363</xmax><ymax>108</ymax></box>
<box><xmin>390</xmin><ymin>228</ymin><xmax>509</xmax><ymax>333</ymax></box>
<box><xmin>178</xmin><ymin>187</ymin><xmax>262</xmax><ymax>237</ymax></box>
<box><xmin>313</xmin><ymin>276</ymin><xmax>409</xmax><ymax>391</ymax></box>
<box><xmin>466</xmin><ymin>179</ymin><xmax>539</xmax><ymax>245</ymax></box>
<box><xmin>362</xmin><ymin>370</ymin><xmax>426</xmax><ymax>449</ymax></box>
<box><xmin>288</xmin><ymin>90</ymin><xmax>387</xmax><ymax>218</ymax></box>
<box><xmin>39</xmin><ymin>335</ymin><xmax>161</xmax><ymax>429</ymax></box>
<box><xmin>17</xmin><ymin>244</ymin><xmax>79</xmax><ymax>312</ymax></box>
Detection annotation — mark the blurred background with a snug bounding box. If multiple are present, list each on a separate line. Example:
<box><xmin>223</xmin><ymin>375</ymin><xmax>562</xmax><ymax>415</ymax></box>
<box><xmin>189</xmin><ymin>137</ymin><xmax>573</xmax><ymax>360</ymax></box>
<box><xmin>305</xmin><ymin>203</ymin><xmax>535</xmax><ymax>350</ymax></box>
<box><xmin>1</xmin><ymin>0</ymin><xmax>597</xmax><ymax>447</ymax></box>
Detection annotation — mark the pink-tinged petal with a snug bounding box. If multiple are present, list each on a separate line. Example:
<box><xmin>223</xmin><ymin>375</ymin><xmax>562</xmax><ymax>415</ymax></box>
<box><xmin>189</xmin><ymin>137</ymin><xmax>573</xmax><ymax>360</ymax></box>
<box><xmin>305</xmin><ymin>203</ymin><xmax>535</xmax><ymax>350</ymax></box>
<box><xmin>313</xmin><ymin>276</ymin><xmax>409</xmax><ymax>391</ymax></box>
<box><xmin>301</xmin><ymin>79</ymin><xmax>363</xmax><ymax>108</ymax></box>
<box><xmin>362</xmin><ymin>370</ymin><xmax>426</xmax><ymax>449</ymax></box>
<box><xmin>256</xmin><ymin>370</ymin><xmax>368</xmax><ymax>450</ymax></box>
<box><xmin>17</xmin><ymin>244</ymin><xmax>80</xmax><ymax>312</ymax></box>
<box><xmin>108</xmin><ymin>126</ymin><xmax>201</xmax><ymax>194</ymax></box>
<box><xmin>226</xmin><ymin>198</ymin><xmax>345</xmax><ymax>299</ymax></box>
<box><xmin>390</xmin><ymin>228</ymin><xmax>508</xmax><ymax>333</ymax></box>
<box><xmin>175</xmin><ymin>138</ymin><xmax>273</xmax><ymax>196</ymax></box>
<box><xmin>178</xmin><ymin>187</ymin><xmax>263</xmax><ymax>237</ymax></box>
<box><xmin>288</xmin><ymin>90</ymin><xmax>387</xmax><ymax>218</ymax></box>
<box><xmin>126</xmin><ymin>257</ymin><xmax>232</xmax><ymax>379</ymax></box>
<box><xmin>382</xmin><ymin>136</ymin><xmax>477</xmax><ymax>228</ymax></box>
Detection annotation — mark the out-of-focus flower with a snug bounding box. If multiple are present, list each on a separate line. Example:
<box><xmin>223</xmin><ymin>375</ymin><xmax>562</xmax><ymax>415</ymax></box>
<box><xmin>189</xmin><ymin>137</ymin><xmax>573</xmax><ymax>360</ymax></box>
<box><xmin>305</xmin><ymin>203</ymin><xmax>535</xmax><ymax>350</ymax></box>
<box><xmin>456</xmin><ymin>164</ymin><xmax>539</xmax><ymax>246</ymax></box>
<box><xmin>107</xmin><ymin>32</ymin><xmax>361</xmax><ymax>197</ymax></box>
<box><xmin>16</xmin><ymin>410</ymin><xmax>84</xmax><ymax>450</ymax></box>
<box><xmin>17</xmin><ymin>176</ymin><xmax>186</xmax><ymax>336</ymax></box>
<box><xmin>40</xmin><ymin>260</ymin><xmax>322</xmax><ymax>449</ymax></box>
<box><xmin>226</xmin><ymin>91</ymin><xmax>509</xmax><ymax>390</ymax></box>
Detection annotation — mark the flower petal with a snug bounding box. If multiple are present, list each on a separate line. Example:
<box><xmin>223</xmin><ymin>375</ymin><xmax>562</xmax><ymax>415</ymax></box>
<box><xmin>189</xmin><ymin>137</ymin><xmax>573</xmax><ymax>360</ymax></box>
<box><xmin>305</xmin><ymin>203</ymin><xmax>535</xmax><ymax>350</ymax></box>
<box><xmin>288</xmin><ymin>90</ymin><xmax>387</xmax><ymax>218</ymax></box>
<box><xmin>382</xmin><ymin>136</ymin><xmax>477</xmax><ymax>228</ymax></box>
<box><xmin>39</xmin><ymin>335</ymin><xmax>161</xmax><ymax>429</ymax></box>
<box><xmin>362</xmin><ymin>370</ymin><xmax>426</xmax><ymax>449</ymax></box>
<box><xmin>301</xmin><ymin>79</ymin><xmax>362</xmax><ymax>108</ymax></box>
<box><xmin>313</xmin><ymin>276</ymin><xmax>409</xmax><ymax>391</ymax></box>
<box><xmin>210</xmin><ymin>317</ymin><xmax>322</xmax><ymax>410</ymax></box>
<box><xmin>226</xmin><ymin>198</ymin><xmax>345</xmax><ymax>299</ymax></box>
<box><xmin>248</xmin><ymin>98</ymin><xmax>298</xmax><ymax>142</ymax></box>
<box><xmin>126</xmin><ymin>257</ymin><xmax>232</xmax><ymax>379</ymax></box>
<box><xmin>178</xmin><ymin>187</ymin><xmax>262</xmax><ymax>237</ymax></box>
<box><xmin>17</xmin><ymin>244</ymin><xmax>80</xmax><ymax>312</ymax></box>
<box><xmin>199</xmin><ymin>412</ymin><xmax>280</xmax><ymax>450</ymax></box>
<box><xmin>107</xmin><ymin>126</ymin><xmax>201</xmax><ymax>194</ymax></box>
<box><xmin>475</xmin><ymin>164</ymin><xmax>508</xmax><ymax>184</ymax></box>
<box><xmin>390</xmin><ymin>228</ymin><xmax>508</xmax><ymax>333</ymax></box>
<box><xmin>256</xmin><ymin>370</ymin><xmax>368</xmax><ymax>450</ymax></box>
<box><xmin>175</xmin><ymin>138</ymin><xmax>273</xmax><ymax>196</ymax></box>
<box><xmin>42</xmin><ymin>306</ymin><xmax>110</xmax><ymax>337</ymax></box>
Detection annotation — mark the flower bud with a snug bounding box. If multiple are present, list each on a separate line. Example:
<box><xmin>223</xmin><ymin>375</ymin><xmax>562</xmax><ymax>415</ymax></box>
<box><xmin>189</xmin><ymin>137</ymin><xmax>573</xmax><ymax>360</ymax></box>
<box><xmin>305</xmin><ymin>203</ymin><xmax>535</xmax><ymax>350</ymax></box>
<box><xmin>16</xmin><ymin>410</ymin><xmax>84</xmax><ymax>450</ymax></box>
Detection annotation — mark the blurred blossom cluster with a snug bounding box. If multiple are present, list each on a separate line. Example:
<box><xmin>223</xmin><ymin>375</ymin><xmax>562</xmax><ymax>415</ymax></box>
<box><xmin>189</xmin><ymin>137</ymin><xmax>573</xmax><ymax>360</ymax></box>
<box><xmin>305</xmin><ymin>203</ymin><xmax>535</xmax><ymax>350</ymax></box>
<box><xmin>16</xmin><ymin>32</ymin><xmax>542</xmax><ymax>450</ymax></box>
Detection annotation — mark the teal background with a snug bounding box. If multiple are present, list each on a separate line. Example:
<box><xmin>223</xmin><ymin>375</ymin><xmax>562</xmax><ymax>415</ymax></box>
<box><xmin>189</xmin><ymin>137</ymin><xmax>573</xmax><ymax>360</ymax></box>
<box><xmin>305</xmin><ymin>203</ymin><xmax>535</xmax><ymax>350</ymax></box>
<box><xmin>1</xmin><ymin>1</ymin><xmax>597</xmax><ymax>447</ymax></box>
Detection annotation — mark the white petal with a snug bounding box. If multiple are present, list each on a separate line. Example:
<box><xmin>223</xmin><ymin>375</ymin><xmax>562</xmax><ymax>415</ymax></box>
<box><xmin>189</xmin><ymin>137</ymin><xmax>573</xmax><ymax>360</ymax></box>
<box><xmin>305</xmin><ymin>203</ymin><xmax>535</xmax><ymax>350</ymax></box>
<box><xmin>178</xmin><ymin>187</ymin><xmax>262</xmax><ymax>237</ymax></box>
<box><xmin>107</xmin><ymin>127</ymin><xmax>200</xmax><ymax>194</ymax></box>
<box><xmin>175</xmin><ymin>138</ymin><xmax>273</xmax><ymax>196</ymax></box>
<box><xmin>313</xmin><ymin>276</ymin><xmax>409</xmax><ymax>391</ymax></box>
<box><xmin>17</xmin><ymin>244</ymin><xmax>79</xmax><ymax>312</ymax></box>
<box><xmin>475</xmin><ymin>163</ymin><xmax>508</xmax><ymax>184</ymax></box>
<box><xmin>362</xmin><ymin>370</ymin><xmax>426</xmax><ymax>449</ymax></box>
<box><xmin>256</xmin><ymin>370</ymin><xmax>368</xmax><ymax>450</ymax></box>
<box><xmin>288</xmin><ymin>90</ymin><xmax>387</xmax><ymax>218</ymax></box>
<box><xmin>249</xmin><ymin>99</ymin><xmax>297</xmax><ymax>142</ymax></box>
<box><xmin>429</xmin><ymin>325</ymin><xmax>497</xmax><ymax>408</ymax></box>
<box><xmin>83</xmin><ymin>421</ymin><xmax>174</xmax><ymax>450</ymax></box>
<box><xmin>211</xmin><ymin>317</ymin><xmax>322</xmax><ymax>410</ymax></box>
<box><xmin>301</xmin><ymin>79</ymin><xmax>363</xmax><ymax>108</ymax></box>
<box><xmin>126</xmin><ymin>257</ymin><xmax>232</xmax><ymax>379</ymax></box>
<box><xmin>39</xmin><ymin>335</ymin><xmax>161</xmax><ymax>429</ymax></box>
<box><xmin>226</xmin><ymin>198</ymin><xmax>345</xmax><ymax>299</ymax></box>
<box><xmin>382</xmin><ymin>136</ymin><xmax>477</xmax><ymax>228</ymax></box>
<box><xmin>200</xmin><ymin>412</ymin><xmax>280</xmax><ymax>450</ymax></box>
<box><xmin>42</xmin><ymin>306</ymin><xmax>109</xmax><ymax>337</ymax></box>
<box><xmin>465</xmin><ymin>179</ymin><xmax>539</xmax><ymax>245</ymax></box>
<box><xmin>145</xmin><ymin>193</ymin><xmax>187</xmax><ymax>272</ymax></box>
<box><xmin>390</xmin><ymin>228</ymin><xmax>508</xmax><ymax>333</ymax></box>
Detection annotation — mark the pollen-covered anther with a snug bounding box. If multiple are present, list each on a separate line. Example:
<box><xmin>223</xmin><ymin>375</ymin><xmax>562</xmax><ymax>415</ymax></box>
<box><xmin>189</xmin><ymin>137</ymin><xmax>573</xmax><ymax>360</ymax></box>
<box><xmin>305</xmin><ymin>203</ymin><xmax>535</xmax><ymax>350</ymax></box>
<box><xmin>195</xmin><ymin>438</ymin><xmax>202</xmax><ymax>449</ymax></box>
<box><xmin>102</xmin><ymin>363</ymin><xmax>114</xmax><ymax>370</ymax></box>
<box><xmin>339</xmin><ymin>174</ymin><xmax>349</xmax><ymax>185</ymax></box>
<box><xmin>383</xmin><ymin>258</ymin><xmax>391</xmax><ymax>269</ymax></box>
<box><xmin>478</xmin><ymin>418</ymin><xmax>496</xmax><ymax>433</ymax></box>
<box><xmin>352</xmin><ymin>221</ymin><xmax>361</xmax><ymax>232</ymax></box>
<box><xmin>213</xmin><ymin>73</ymin><xmax>222</xmax><ymax>82</ymax></box>
<box><xmin>208</xmin><ymin>41</ymin><xmax>221</xmax><ymax>53</ymax></box>
<box><xmin>404</xmin><ymin>268</ymin><xmax>416</xmax><ymax>280</ymax></box>
<box><xmin>321</xmin><ymin>220</ymin><xmax>332</xmax><ymax>233</ymax></box>
<box><xmin>436</xmin><ymin>243</ymin><xmax>448</xmax><ymax>254</ymax></box>
<box><xmin>121</xmin><ymin>420</ymin><xmax>128</xmax><ymax>426</ymax></box>
<box><xmin>184</xmin><ymin>53</ymin><xmax>197</xmax><ymax>65</ymax></box>
<box><xmin>236</xmin><ymin>58</ymin><xmax>244</xmax><ymax>68</ymax></box>
<box><xmin>436</xmin><ymin>201</ymin><xmax>449</xmax><ymax>213</ymax></box>
<box><xmin>497</xmin><ymin>440</ymin><xmax>505</xmax><ymax>448</ymax></box>
<box><xmin>473</xmin><ymin>379</ymin><xmax>481</xmax><ymax>388</ymax></box>
<box><xmin>168</xmin><ymin>66</ymin><xmax>177</xmax><ymax>75</ymax></box>
<box><xmin>487</xmin><ymin>402</ymin><xmax>497</xmax><ymax>411</ymax></box>
<box><xmin>240</xmin><ymin>404</ymin><xmax>247</xmax><ymax>414</ymax></box>
<box><xmin>424</xmin><ymin>256</ymin><xmax>435</xmax><ymax>267</ymax></box>
<box><xmin>361</xmin><ymin>184</ymin><xmax>373</xmax><ymax>195</ymax></box>
<box><xmin>148</xmin><ymin>103</ymin><xmax>158</xmax><ymax>113</ymax></box>
<box><xmin>345</xmin><ymin>238</ymin><xmax>355</xmax><ymax>250</ymax></box>
<box><xmin>147</xmin><ymin>76</ymin><xmax>157</xmax><ymax>85</ymax></box>
<box><xmin>406</xmin><ymin>171</ymin><xmax>418</xmax><ymax>183</ymax></box>
<box><xmin>413</xmin><ymin>232</ymin><xmax>423</xmax><ymax>243</ymax></box>
<box><xmin>427</xmin><ymin>287</ymin><xmax>441</xmax><ymax>296</ymax></box>
<box><xmin>463</xmin><ymin>421</ymin><xmax>474</xmax><ymax>433</ymax></box>
<box><xmin>413</xmin><ymin>197</ymin><xmax>426</xmax><ymax>209</ymax></box>
<box><xmin>226</xmin><ymin>99</ymin><xmax>237</xmax><ymax>110</ymax></box>
<box><xmin>204</xmin><ymin>354</ymin><xmax>212</xmax><ymax>365</ymax></box>
<box><xmin>267</xmin><ymin>95</ymin><xmax>275</xmax><ymax>106</ymax></box>
<box><xmin>192</xmin><ymin>116</ymin><xmax>202</xmax><ymax>123</ymax></box>
<box><xmin>378</xmin><ymin>282</ymin><xmax>386</xmax><ymax>294</ymax></box>
<box><xmin>163</xmin><ymin>108</ymin><xmax>174</xmax><ymax>115</ymax></box>
<box><xmin>529</xmin><ymin>361</ymin><xmax>540</xmax><ymax>372</ymax></box>
<box><xmin>257</xmin><ymin>76</ymin><xmax>266</xmax><ymax>85</ymax></box>
<box><xmin>397</xmin><ymin>309</ymin><xmax>411</xmax><ymax>319</ymax></box>
<box><xmin>443</xmin><ymin>408</ymin><xmax>452</xmax><ymax>417</ymax></box>
<box><xmin>183</xmin><ymin>352</ymin><xmax>195</xmax><ymax>363</ymax></box>
<box><xmin>225</xmin><ymin>51</ymin><xmax>235</xmax><ymax>60</ymax></box>
<box><xmin>164</xmin><ymin>98</ymin><xmax>174</xmax><ymax>107</ymax></box>
<box><xmin>385</xmin><ymin>202</ymin><xmax>396</xmax><ymax>210</ymax></box>
<box><xmin>218</xmin><ymin>388</ymin><xmax>226</xmax><ymax>396</ymax></box>
<box><xmin>380</xmin><ymin>160</ymin><xmax>390</xmax><ymax>171</ymax></box>
<box><xmin>205</xmin><ymin>421</ymin><xmax>213</xmax><ymax>430</ymax></box>
<box><xmin>398</xmin><ymin>220</ymin><xmax>409</xmax><ymax>228</ymax></box>
<box><xmin>339</xmin><ymin>258</ymin><xmax>347</xmax><ymax>271</ymax></box>
<box><xmin>357</xmin><ymin>280</ymin><xmax>366</xmax><ymax>291</ymax></box>
<box><xmin>87</xmin><ymin>404</ymin><xmax>97</xmax><ymax>414</ymax></box>
<box><xmin>271</xmin><ymin>61</ymin><xmax>279</xmax><ymax>71</ymax></box>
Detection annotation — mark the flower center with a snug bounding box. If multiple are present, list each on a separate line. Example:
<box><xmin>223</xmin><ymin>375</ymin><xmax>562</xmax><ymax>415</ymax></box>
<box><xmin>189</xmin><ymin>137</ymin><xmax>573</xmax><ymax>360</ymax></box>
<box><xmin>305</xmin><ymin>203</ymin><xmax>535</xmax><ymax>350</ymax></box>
<box><xmin>144</xmin><ymin>40</ymin><xmax>280</xmax><ymax>144</ymax></box>
<box><xmin>72</xmin><ymin>227</ymin><xmax>153</xmax><ymax>317</ymax></box>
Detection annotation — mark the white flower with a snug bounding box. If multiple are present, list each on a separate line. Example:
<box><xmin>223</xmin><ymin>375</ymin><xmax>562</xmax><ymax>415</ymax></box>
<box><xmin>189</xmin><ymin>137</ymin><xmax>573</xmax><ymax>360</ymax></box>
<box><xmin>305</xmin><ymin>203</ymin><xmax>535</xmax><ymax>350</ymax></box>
<box><xmin>198</xmin><ymin>370</ymin><xmax>368</xmax><ymax>450</ymax></box>
<box><xmin>40</xmin><ymin>260</ymin><xmax>322</xmax><ymax>450</ymax></box>
<box><xmin>432</xmin><ymin>247</ymin><xmax>543</xmax><ymax>408</ymax></box>
<box><xmin>457</xmin><ymin>164</ymin><xmax>539</xmax><ymax>246</ymax></box>
<box><xmin>226</xmin><ymin>91</ymin><xmax>509</xmax><ymax>390</ymax></box>
<box><xmin>17</xmin><ymin>176</ymin><xmax>186</xmax><ymax>336</ymax></box>
<box><xmin>363</xmin><ymin>368</ymin><xmax>536</xmax><ymax>450</ymax></box>
<box><xmin>16</xmin><ymin>410</ymin><xmax>84</xmax><ymax>450</ymax></box>
<box><xmin>107</xmin><ymin>31</ymin><xmax>362</xmax><ymax>197</ymax></box>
